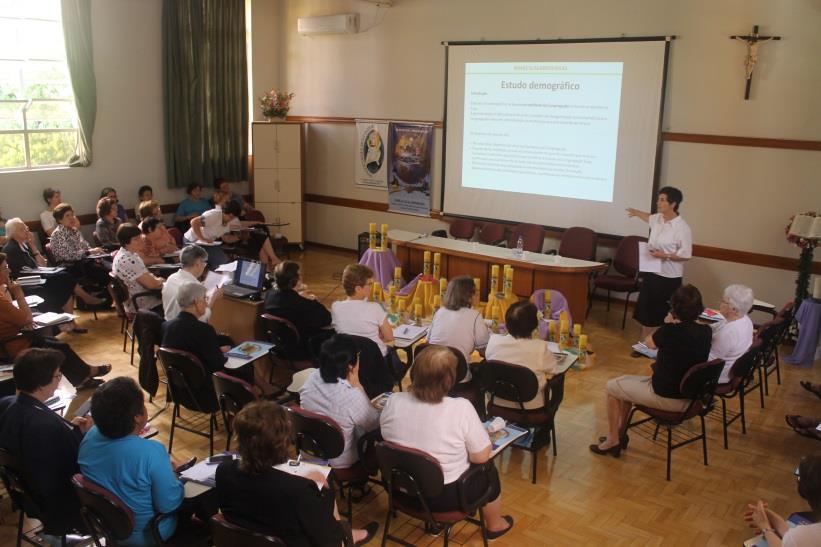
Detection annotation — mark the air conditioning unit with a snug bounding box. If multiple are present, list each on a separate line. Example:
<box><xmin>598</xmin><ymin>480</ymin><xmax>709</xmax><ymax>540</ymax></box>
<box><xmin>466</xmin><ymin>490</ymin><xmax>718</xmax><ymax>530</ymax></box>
<box><xmin>297</xmin><ymin>14</ymin><xmax>360</xmax><ymax>36</ymax></box>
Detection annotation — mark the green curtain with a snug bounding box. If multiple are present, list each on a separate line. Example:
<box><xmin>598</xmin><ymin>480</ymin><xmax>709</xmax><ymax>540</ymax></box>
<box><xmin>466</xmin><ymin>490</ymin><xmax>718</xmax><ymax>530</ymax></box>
<box><xmin>163</xmin><ymin>0</ymin><xmax>248</xmax><ymax>188</ymax></box>
<box><xmin>61</xmin><ymin>0</ymin><xmax>97</xmax><ymax>167</ymax></box>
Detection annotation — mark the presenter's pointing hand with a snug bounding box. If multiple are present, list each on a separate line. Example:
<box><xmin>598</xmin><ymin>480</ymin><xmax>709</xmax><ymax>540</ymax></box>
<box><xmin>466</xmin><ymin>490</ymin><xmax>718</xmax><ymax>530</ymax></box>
<box><xmin>626</xmin><ymin>208</ymin><xmax>639</xmax><ymax>218</ymax></box>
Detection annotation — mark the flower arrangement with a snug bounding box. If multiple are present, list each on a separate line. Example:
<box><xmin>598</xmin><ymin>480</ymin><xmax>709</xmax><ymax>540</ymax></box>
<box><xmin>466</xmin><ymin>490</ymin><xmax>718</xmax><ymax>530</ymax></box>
<box><xmin>784</xmin><ymin>211</ymin><xmax>819</xmax><ymax>250</ymax></box>
<box><xmin>259</xmin><ymin>89</ymin><xmax>294</xmax><ymax>120</ymax></box>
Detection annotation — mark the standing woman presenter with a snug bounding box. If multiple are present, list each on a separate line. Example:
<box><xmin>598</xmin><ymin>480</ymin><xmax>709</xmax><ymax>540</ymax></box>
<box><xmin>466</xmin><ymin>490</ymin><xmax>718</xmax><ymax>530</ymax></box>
<box><xmin>626</xmin><ymin>186</ymin><xmax>692</xmax><ymax>339</ymax></box>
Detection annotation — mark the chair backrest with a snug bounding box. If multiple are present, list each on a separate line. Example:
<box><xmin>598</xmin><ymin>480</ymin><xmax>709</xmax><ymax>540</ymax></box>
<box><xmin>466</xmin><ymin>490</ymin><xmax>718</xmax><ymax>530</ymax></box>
<box><xmin>478</xmin><ymin>222</ymin><xmax>506</xmax><ymax>245</ymax></box>
<box><xmin>92</xmin><ymin>232</ymin><xmax>103</xmax><ymax>247</ymax></box>
<box><xmin>776</xmin><ymin>300</ymin><xmax>795</xmax><ymax>321</ymax></box>
<box><xmin>211</xmin><ymin>513</ymin><xmax>285</xmax><ymax>547</ymax></box>
<box><xmin>449</xmin><ymin>218</ymin><xmax>476</xmax><ymax>240</ymax></box>
<box><xmin>260</xmin><ymin>313</ymin><xmax>302</xmax><ymax>359</ymax></box>
<box><xmin>612</xmin><ymin>235</ymin><xmax>647</xmax><ymax>278</ymax></box>
<box><xmin>507</xmin><ymin>223</ymin><xmax>544</xmax><ymax>252</ymax></box>
<box><xmin>167</xmin><ymin>226</ymin><xmax>184</xmax><ymax>247</ymax></box>
<box><xmin>344</xmin><ymin>334</ymin><xmax>396</xmax><ymax>399</ymax></box>
<box><xmin>44</xmin><ymin>242</ymin><xmax>56</xmax><ymax>264</ymax></box>
<box><xmin>727</xmin><ymin>339</ymin><xmax>763</xmax><ymax>382</ymax></box>
<box><xmin>0</xmin><ymin>448</ymin><xmax>42</xmax><ymax>520</ymax></box>
<box><xmin>135</xmin><ymin>309</ymin><xmax>164</xmax><ymax>397</ymax></box>
<box><xmin>71</xmin><ymin>474</ymin><xmax>135</xmax><ymax>542</ymax></box>
<box><xmin>375</xmin><ymin>441</ymin><xmax>445</xmax><ymax>500</ymax></box>
<box><xmin>212</xmin><ymin>371</ymin><xmax>258</xmax><ymax>426</ymax></box>
<box><xmin>244</xmin><ymin>209</ymin><xmax>266</xmax><ymax>223</ymax></box>
<box><xmin>413</xmin><ymin>343</ymin><xmax>468</xmax><ymax>385</ymax></box>
<box><xmin>483</xmin><ymin>360</ymin><xmax>539</xmax><ymax>408</ymax></box>
<box><xmin>285</xmin><ymin>406</ymin><xmax>345</xmax><ymax>461</ymax></box>
<box><xmin>157</xmin><ymin>347</ymin><xmax>218</xmax><ymax>411</ymax></box>
<box><xmin>679</xmin><ymin>359</ymin><xmax>724</xmax><ymax>402</ymax></box>
<box><xmin>558</xmin><ymin>226</ymin><xmax>597</xmax><ymax>261</ymax></box>
<box><xmin>108</xmin><ymin>272</ymin><xmax>129</xmax><ymax>319</ymax></box>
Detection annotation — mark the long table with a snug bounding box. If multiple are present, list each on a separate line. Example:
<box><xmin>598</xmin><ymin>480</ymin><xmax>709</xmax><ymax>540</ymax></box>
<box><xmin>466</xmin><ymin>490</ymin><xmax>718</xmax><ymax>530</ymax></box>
<box><xmin>389</xmin><ymin>231</ymin><xmax>606</xmax><ymax>320</ymax></box>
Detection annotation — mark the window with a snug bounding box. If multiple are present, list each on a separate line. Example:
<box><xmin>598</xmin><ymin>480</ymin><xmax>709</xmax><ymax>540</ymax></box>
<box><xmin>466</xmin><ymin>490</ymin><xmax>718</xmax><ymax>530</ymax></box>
<box><xmin>0</xmin><ymin>0</ymin><xmax>78</xmax><ymax>171</ymax></box>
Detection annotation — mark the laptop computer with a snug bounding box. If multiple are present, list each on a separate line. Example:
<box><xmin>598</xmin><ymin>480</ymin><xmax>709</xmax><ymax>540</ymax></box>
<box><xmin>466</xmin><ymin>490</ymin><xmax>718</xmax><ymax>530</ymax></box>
<box><xmin>223</xmin><ymin>259</ymin><xmax>267</xmax><ymax>299</ymax></box>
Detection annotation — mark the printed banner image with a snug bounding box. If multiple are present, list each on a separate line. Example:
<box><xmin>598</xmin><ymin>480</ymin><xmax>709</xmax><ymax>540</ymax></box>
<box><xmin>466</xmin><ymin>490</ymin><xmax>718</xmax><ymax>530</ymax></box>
<box><xmin>388</xmin><ymin>122</ymin><xmax>433</xmax><ymax>217</ymax></box>
<box><xmin>355</xmin><ymin>120</ymin><xmax>390</xmax><ymax>188</ymax></box>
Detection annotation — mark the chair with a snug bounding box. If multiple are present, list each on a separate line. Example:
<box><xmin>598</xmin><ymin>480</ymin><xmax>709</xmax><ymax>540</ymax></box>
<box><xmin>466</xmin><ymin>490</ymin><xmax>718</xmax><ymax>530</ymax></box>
<box><xmin>507</xmin><ymin>223</ymin><xmax>544</xmax><ymax>253</ymax></box>
<box><xmin>448</xmin><ymin>218</ymin><xmax>476</xmax><ymax>240</ymax></box>
<box><xmin>345</xmin><ymin>334</ymin><xmax>402</xmax><ymax>398</ymax></box>
<box><xmin>110</xmin><ymin>272</ymin><xmax>162</xmax><ymax>365</ymax></box>
<box><xmin>483</xmin><ymin>360</ymin><xmax>564</xmax><ymax>484</ymax></box>
<box><xmin>548</xmin><ymin>226</ymin><xmax>597</xmax><ymax>261</ymax></box>
<box><xmin>285</xmin><ymin>406</ymin><xmax>372</xmax><ymax>520</ymax></box>
<box><xmin>589</xmin><ymin>235</ymin><xmax>647</xmax><ymax>329</ymax></box>
<box><xmin>755</xmin><ymin>317</ymin><xmax>787</xmax><ymax>402</ymax></box>
<box><xmin>134</xmin><ymin>310</ymin><xmax>168</xmax><ymax>420</ymax></box>
<box><xmin>44</xmin><ymin>242</ymin><xmax>57</xmax><ymax>265</ymax></box>
<box><xmin>260</xmin><ymin>313</ymin><xmax>315</xmax><ymax>388</ymax></box>
<box><xmin>625</xmin><ymin>359</ymin><xmax>724</xmax><ymax>481</ymax></box>
<box><xmin>713</xmin><ymin>340</ymin><xmax>763</xmax><ymax>449</ymax></box>
<box><xmin>477</xmin><ymin>222</ymin><xmax>507</xmax><ymax>246</ymax></box>
<box><xmin>375</xmin><ymin>441</ymin><xmax>494</xmax><ymax>547</ymax></box>
<box><xmin>414</xmin><ymin>343</ymin><xmax>483</xmax><ymax>418</ymax></box>
<box><xmin>244</xmin><ymin>209</ymin><xmax>266</xmax><ymax>223</ymax></box>
<box><xmin>157</xmin><ymin>347</ymin><xmax>221</xmax><ymax>456</ymax></box>
<box><xmin>210</xmin><ymin>513</ymin><xmax>285</xmax><ymax>547</ymax></box>
<box><xmin>167</xmin><ymin>227</ymin><xmax>184</xmax><ymax>247</ymax></box>
<box><xmin>0</xmin><ymin>448</ymin><xmax>71</xmax><ymax>546</ymax></box>
<box><xmin>760</xmin><ymin>301</ymin><xmax>795</xmax><ymax>389</ymax></box>
<box><xmin>212</xmin><ymin>371</ymin><xmax>258</xmax><ymax>451</ymax></box>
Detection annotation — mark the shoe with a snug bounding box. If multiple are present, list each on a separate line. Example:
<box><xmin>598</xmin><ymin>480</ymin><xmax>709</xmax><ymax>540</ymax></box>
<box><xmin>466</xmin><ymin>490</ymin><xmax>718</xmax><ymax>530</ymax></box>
<box><xmin>630</xmin><ymin>350</ymin><xmax>645</xmax><ymax>358</ymax></box>
<box><xmin>80</xmin><ymin>294</ymin><xmax>105</xmax><ymax>306</ymax></box>
<box><xmin>589</xmin><ymin>443</ymin><xmax>621</xmax><ymax>457</ymax></box>
<box><xmin>598</xmin><ymin>434</ymin><xmax>630</xmax><ymax>449</ymax></box>
<box><xmin>93</xmin><ymin>364</ymin><xmax>112</xmax><ymax>377</ymax></box>
<box><xmin>70</xmin><ymin>326</ymin><xmax>88</xmax><ymax>334</ymax></box>
<box><xmin>354</xmin><ymin>521</ymin><xmax>379</xmax><ymax>546</ymax></box>
<box><xmin>799</xmin><ymin>381</ymin><xmax>821</xmax><ymax>400</ymax></box>
<box><xmin>485</xmin><ymin>515</ymin><xmax>514</xmax><ymax>541</ymax></box>
<box><xmin>76</xmin><ymin>377</ymin><xmax>104</xmax><ymax>391</ymax></box>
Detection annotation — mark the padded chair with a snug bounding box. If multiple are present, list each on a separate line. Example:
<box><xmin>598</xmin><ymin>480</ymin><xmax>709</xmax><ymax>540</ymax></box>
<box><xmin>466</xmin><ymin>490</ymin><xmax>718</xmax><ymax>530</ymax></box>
<box><xmin>483</xmin><ymin>360</ymin><xmax>565</xmax><ymax>484</ymax></box>
<box><xmin>477</xmin><ymin>222</ymin><xmax>507</xmax><ymax>246</ymax></box>
<box><xmin>375</xmin><ymin>441</ymin><xmax>494</xmax><ymax>547</ymax></box>
<box><xmin>589</xmin><ymin>235</ymin><xmax>647</xmax><ymax>329</ymax></box>
<box><xmin>759</xmin><ymin>301</ymin><xmax>795</xmax><ymax>389</ymax></box>
<box><xmin>134</xmin><ymin>310</ymin><xmax>168</xmax><ymax>420</ymax></box>
<box><xmin>755</xmin><ymin>317</ymin><xmax>787</xmax><ymax>403</ymax></box>
<box><xmin>244</xmin><ymin>209</ymin><xmax>266</xmax><ymax>223</ymax></box>
<box><xmin>414</xmin><ymin>343</ymin><xmax>483</xmax><ymax>418</ymax></box>
<box><xmin>210</xmin><ymin>514</ymin><xmax>285</xmax><ymax>547</ymax></box>
<box><xmin>110</xmin><ymin>272</ymin><xmax>162</xmax><ymax>365</ymax></box>
<box><xmin>260</xmin><ymin>313</ymin><xmax>315</xmax><ymax>382</ymax></box>
<box><xmin>507</xmin><ymin>223</ymin><xmax>544</xmax><ymax>253</ymax></box>
<box><xmin>167</xmin><ymin>227</ymin><xmax>184</xmax><ymax>247</ymax></box>
<box><xmin>345</xmin><ymin>334</ymin><xmax>404</xmax><ymax>398</ymax></box>
<box><xmin>625</xmin><ymin>359</ymin><xmax>724</xmax><ymax>481</ymax></box>
<box><xmin>714</xmin><ymin>340</ymin><xmax>763</xmax><ymax>449</ymax></box>
<box><xmin>285</xmin><ymin>406</ymin><xmax>373</xmax><ymax>520</ymax></box>
<box><xmin>548</xmin><ymin>226</ymin><xmax>597</xmax><ymax>261</ymax></box>
<box><xmin>157</xmin><ymin>347</ymin><xmax>221</xmax><ymax>456</ymax></box>
<box><xmin>448</xmin><ymin>218</ymin><xmax>476</xmax><ymax>240</ymax></box>
<box><xmin>212</xmin><ymin>371</ymin><xmax>259</xmax><ymax>451</ymax></box>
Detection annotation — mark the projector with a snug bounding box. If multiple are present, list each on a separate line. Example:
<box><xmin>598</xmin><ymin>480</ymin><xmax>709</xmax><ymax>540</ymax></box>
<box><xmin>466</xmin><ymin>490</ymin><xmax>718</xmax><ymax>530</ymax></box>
<box><xmin>297</xmin><ymin>14</ymin><xmax>360</xmax><ymax>35</ymax></box>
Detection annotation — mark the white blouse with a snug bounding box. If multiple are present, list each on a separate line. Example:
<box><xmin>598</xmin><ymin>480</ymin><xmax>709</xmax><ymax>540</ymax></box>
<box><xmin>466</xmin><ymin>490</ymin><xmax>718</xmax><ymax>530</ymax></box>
<box><xmin>647</xmin><ymin>213</ymin><xmax>692</xmax><ymax>279</ymax></box>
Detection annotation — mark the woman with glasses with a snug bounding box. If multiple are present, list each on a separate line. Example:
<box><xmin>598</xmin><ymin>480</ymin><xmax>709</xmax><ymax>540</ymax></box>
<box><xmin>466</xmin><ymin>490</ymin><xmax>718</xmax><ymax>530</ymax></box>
<box><xmin>331</xmin><ymin>264</ymin><xmax>393</xmax><ymax>357</ymax></box>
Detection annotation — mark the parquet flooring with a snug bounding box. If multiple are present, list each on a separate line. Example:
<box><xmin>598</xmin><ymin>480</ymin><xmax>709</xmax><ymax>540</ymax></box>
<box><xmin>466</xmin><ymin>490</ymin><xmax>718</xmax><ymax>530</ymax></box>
<box><xmin>1</xmin><ymin>246</ymin><xmax>818</xmax><ymax>546</ymax></box>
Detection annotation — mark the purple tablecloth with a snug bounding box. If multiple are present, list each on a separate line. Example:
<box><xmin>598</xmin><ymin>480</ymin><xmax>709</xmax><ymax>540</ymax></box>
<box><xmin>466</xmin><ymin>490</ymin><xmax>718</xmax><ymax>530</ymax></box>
<box><xmin>359</xmin><ymin>248</ymin><xmax>403</xmax><ymax>289</ymax></box>
<box><xmin>532</xmin><ymin>288</ymin><xmax>572</xmax><ymax>340</ymax></box>
<box><xmin>784</xmin><ymin>299</ymin><xmax>821</xmax><ymax>366</ymax></box>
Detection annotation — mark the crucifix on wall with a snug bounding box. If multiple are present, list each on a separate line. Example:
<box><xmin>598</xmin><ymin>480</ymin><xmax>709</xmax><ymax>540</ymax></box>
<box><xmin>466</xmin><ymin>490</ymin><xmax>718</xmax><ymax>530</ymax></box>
<box><xmin>730</xmin><ymin>25</ymin><xmax>781</xmax><ymax>100</ymax></box>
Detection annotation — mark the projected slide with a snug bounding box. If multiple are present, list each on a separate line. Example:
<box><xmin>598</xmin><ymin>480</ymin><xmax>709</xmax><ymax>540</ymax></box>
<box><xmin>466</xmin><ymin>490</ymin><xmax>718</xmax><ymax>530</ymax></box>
<box><xmin>462</xmin><ymin>62</ymin><xmax>623</xmax><ymax>202</ymax></box>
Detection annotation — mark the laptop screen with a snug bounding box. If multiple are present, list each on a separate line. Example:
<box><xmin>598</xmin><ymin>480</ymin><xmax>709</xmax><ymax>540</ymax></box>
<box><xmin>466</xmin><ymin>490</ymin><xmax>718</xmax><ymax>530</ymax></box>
<box><xmin>233</xmin><ymin>259</ymin><xmax>266</xmax><ymax>290</ymax></box>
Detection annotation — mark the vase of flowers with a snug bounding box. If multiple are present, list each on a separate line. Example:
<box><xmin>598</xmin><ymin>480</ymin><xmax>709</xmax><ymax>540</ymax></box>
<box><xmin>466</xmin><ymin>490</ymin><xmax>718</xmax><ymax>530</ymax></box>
<box><xmin>785</xmin><ymin>211</ymin><xmax>818</xmax><ymax>308</ymax></box>
<box><xmin>260</xmin><ymin>89</ymin><xmax>294</xmax><ymax>121</ymax></box>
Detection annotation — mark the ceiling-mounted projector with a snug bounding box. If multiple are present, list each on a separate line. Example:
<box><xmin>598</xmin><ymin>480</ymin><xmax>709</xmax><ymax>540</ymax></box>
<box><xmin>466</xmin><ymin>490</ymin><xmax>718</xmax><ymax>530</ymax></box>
<box><xmin>297</xmin><ymin>14</ymin><xmax>360</xmax><ymax>35</ymax></box>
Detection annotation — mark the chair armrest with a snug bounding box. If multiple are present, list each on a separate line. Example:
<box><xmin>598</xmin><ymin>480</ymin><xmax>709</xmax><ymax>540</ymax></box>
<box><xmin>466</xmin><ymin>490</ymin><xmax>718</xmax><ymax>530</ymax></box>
<box><xmin>545</xmin><ymin>249</ymin><xmax>558</xmax><ymax>255</ymax></box>
<box><xmin>455</xmin><ymin>462</ymin><xmax>495</xmax><ymax>514</ymax></box>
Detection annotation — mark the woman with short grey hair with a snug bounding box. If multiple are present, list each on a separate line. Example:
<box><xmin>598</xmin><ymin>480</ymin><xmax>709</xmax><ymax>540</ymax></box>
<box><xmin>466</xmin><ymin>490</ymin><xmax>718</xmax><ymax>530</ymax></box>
<box><xmin>710</xmin><ymin>284</ymin><xmax>755</xmax><ymax>384</ymax></box>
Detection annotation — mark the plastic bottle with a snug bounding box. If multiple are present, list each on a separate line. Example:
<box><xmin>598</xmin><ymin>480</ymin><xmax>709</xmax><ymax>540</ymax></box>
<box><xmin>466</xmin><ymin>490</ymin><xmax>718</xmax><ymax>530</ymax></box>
<box><xmin>516</xmin><ymin>236</ymin><xmax>524</xmax><ymax>257</ymax></box>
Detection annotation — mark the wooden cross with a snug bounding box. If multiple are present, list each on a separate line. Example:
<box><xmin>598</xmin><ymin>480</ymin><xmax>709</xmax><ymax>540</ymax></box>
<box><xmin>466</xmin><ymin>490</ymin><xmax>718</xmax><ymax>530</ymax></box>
<box><xmin>730</xmin><ymin>25</ymin><xmax>781</xmax><ymax>100</ymax></box>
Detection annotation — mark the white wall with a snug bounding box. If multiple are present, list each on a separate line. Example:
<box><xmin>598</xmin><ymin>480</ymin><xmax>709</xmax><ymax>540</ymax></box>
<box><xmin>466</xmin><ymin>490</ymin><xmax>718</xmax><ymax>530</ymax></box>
<box><xmin>254</xmin><ymin>0</ymin><xmax>821</xmax><ymax>308</ymax></box>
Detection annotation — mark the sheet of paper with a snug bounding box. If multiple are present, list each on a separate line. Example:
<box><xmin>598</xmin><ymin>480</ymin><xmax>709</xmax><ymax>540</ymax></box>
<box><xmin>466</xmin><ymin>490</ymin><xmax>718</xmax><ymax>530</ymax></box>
<box><xmin>393</xmin><ymin>324</ymin><xmax>428</xmax><ymax>341</ymax></box>
<box><xmin>215</xmin><ymin>260</ymin><xmax>238</xmax><ymax>273</ymax></box>
<box><xmin>273</xmin><ymin>460</ymin><xmax>331</xmax><ymax>490</ymax></box>
<box><xmin>638</xmin><ymin>242</ymin><xmax>662</xmax><ymax>273</ymax></box>
<box><xmin>33</xmin><ymin>312</ymin><xmax>77</xmax><ymax>326</ymax></box>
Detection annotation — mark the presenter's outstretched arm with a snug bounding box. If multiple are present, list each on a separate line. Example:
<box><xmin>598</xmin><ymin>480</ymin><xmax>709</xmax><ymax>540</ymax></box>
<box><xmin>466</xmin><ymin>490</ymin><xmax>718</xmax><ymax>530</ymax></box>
<box><xmin>626</xmin><ymin>208</ymin><xmax>650</xmax><ymax>223</ymax></box>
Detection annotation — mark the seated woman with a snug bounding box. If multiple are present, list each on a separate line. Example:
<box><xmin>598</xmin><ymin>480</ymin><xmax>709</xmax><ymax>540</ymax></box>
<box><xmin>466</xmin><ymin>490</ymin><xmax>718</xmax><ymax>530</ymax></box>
<box><xmin>174</xmin><ymin>182</ymin><xmax>211</xmax><ymax>228</ymax></box>
<box><xmin>183</xmin><ymin>201</ymin><xmax>242</xmax><ymax>269</ymax></box>
<box><xmin>299</xmin><ymin>335</ymin><xmax>380</xmax><ymax>469</ymax></box>
<box><xmin>100</xmin><ymin>187</ymin><xmax>128</xmax><ymax>222</ymax></box>
<box><xmin>40</xmin><ymin>187</ymin><xmax>61</xmax><ymax>237</ymax></box>
<box><xmin>0</xmin><ymin>207</ymin><xmax>6</xmax><ymax>246</ymax></box>
<box><xmin>744</xmin><ymin>452</ymin><xmax>821</xmax><ymax>546</ymax></box>
<box><xmin>591</xmin><ymin>284</ymin><xmax>711</xmax><ymax>457</ymax></box>
<box><xmin>94</xmin><ymin>197</ymin><xmax>122</xmax><ymax>249</ymax></box>
<box><xmin>215</xmin><ymin>400</ymin><xmax>378</xmax><ymax>546</ymax></box>
<box><xmin>3</xmin><ymin>218</ymin><xmax>102</xmax><ymax>322</ymax></box>
<box><xmin>78</xmin><ymin>377</ymin><xmax>188</xmax><ymax>546</ymax></box>
<box><xmin>140</xmin><ymin>217</ymin><xmax>178</xmax><ymax>266</ymax></box>
<box><xmin>427</xmin><ymin>275</ymin><xmax>490</xmax><ymax>381</ymax></box>
<box><xmin>485</xmin><ymin>301</ymin><xmax>557</xmax><ymax>409</ymax></box>
<box><xmin>112</xmin><ymin>224</ymin><xmax>164</xmax><ymax>314</ymax></box>
<box><xmin>331</xmin><ymin>264</ymin><xmax>393</xmax><ymax>357</ymax></box>
<box><xmin>136</xmin><ymin>200</ymin><xmax>163</xmax><ymax>227</ymax></box>
<box><xmin>49</xmin><ymin>202</ymin><xmax>111</xmax><ymax>293</ymax></box>
<box><xmin>380</xmin><ymin>345</ymin><xmax>514</xmax><ymax>539</ymax></box>
<box><xmin>137</xmin><ymin>185</ymin><xmax>154</xmax><ymax>209</ymax></box>
<box><xmin>710</xmin><ymin>284</ymin><xmax>755</xmax><ymax>384</ymax></box>
<box><xmin>0</xmin><ymin>253</ymin><xmax>108</xmax><ymax>389</ymax></box>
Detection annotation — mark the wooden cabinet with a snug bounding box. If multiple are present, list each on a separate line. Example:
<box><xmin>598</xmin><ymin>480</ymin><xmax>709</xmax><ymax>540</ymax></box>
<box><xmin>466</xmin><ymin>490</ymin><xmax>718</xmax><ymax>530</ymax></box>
<box><xmin>252</xmin><ymin>122</ymin><xmax>304</xmax><ymax>243</ymax></box>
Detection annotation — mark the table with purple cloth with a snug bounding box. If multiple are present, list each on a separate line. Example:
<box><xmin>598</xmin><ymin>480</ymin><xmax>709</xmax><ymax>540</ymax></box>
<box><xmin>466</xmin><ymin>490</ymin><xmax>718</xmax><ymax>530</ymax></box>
<box><xmin>784</xmin><ymin>298</ymin><xmax>821</xmax><ymax>366</ymax></box>
<box><xmin>359</xmin><ymin>248</ymin><xmax>403</xmax><ymax>288</ymax></box>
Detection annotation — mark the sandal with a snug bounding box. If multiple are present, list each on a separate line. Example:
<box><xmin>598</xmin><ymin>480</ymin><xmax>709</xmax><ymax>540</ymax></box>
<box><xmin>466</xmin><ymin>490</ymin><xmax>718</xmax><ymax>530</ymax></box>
<box><xmin>76</xmin><ymin>377</ymin><xmax>104</xmax><ymax>391</ymax></box>
<box><xmin>354</xmin><ymin>521</ymin><xmax>379</xmax><ymax>546</ymax></box>
<box><xmin>795</xmin><ymin>427</ymin><xmax>821</xmax><ymax>441</ymax></box>
<box><xmin>799</xmin><ymin>381</ymin><xmax>821</xmax><ymax>400</ymax></box>
<box><xmin>93</xmin><ymin>364</ymin><xmax>112</xmax><ymax>377</ymax></box>
<box><xmin>786</xmin><ymin>415</ymin><xmax>820</xmax><ymax>431</ymax></box>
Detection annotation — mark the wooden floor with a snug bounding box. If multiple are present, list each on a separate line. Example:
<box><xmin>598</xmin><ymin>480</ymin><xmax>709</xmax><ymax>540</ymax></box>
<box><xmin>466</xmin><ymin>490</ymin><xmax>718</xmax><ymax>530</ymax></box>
<box><xmin>2</xmin><ymin>246</ymin><xmax>819</xmax><ymax>546</ymax></box>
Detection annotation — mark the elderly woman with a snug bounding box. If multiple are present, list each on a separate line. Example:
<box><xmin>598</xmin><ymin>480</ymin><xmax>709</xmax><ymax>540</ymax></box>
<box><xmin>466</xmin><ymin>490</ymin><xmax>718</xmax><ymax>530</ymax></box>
<box><xmin>710</xmin><ymin>284</ymin><xmax>755</xmax><ymax>384</ymax></box>
<box><xmin>591</xmin><ymin>284</ymin><xmax>711</xmax><ymax>457</ymax></box>
<box><xmin>112</xmin><ymin>224</ymin><xmax>164</xmax><ymax>314</ymax></box>
<box><xmin>39</xmin><ymin>187</ymin><xmax>61</xmax><ymax>236</ymax></box>
<box><xmin>427</xmin><ymin>276</ymin><xmax>490</xmax><ymax>382</ymax></box>
<box><xmin>48</xmin><ymin>203</ymin><xmax>111</xmax><ymax>300</ymax></box>
<box><xmin>0</xmin><ymin>252</ymin><xmax>108</xmax><ymax>389</ymax></box>
<box><xmin>626</xmin><ymin>186</ymin><xmax>693</xmax><ymax>339</ymax></box>
<box><xmin>100</xmin><ymin>187</ymin><xmax>128</xmax><ymax>222</ymax></box>
<box><xmin>485</xmin><ymin>301</ymin><xmax>557</xmax><ymax>409</ymax></box>
<box><xmin>215</xmin><ymin>401</ymin><xmax>378</xmax><ymax>546</ymax></box>
<box><xmin>174</xmin><ymin>183</ymin><xmax>211</xmax><ymax>225</ymax></box>
<box><xmin>140</xmin><ymin>217</ymin><xmax>178</xmax><ymax>266</ymax></box>
<box><xmin>380</xmin><ymin>345</ymin><xmax>514</xmax><ymax>539</ymax></box>
<box><xmin>94</xmin><ymin>197</ymin><xmax>122</xmax><ymax>249</ymax></box>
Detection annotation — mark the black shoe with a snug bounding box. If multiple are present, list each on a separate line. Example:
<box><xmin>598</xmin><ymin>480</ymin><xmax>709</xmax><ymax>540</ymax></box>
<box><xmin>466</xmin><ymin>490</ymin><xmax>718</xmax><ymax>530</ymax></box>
<box><xmin>76</xmin><ymin>377</ymin><xmax>104</xmax><ymax>391</ymax></box>
<box><xmin>598</xmin><ymin>434</ymin><xmax>629</xmax><ymax>449</ymax></box>
<box><xmin>485</xmin><ymin>515</ymin><xmax>514</xmax><ymax>541</ymax></box>
<box><xmin>630</xmin><ymin>350</ymin><xmax>644</xmax><ymax>358</ymax></box>
<box><xmin>354</xmin><ymin>521</ymin><xmax>379</xmax><ymax>546</ymax></box>
<box><xmin>589</xmin><ymin>443</ymin><xmax>621</xmax><ymax>457</ymax></box>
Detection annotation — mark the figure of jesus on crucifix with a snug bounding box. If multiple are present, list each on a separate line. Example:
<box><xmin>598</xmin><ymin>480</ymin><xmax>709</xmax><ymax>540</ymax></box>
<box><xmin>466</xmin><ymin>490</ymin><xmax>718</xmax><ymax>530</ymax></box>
<box><xmin>730</xmin><ymin>25</ymin><xmax>781</xmax><ymax>100</ymax></box>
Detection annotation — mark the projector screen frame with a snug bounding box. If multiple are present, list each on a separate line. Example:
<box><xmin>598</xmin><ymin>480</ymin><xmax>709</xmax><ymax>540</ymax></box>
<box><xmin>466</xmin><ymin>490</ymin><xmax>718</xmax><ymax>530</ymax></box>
<box><xmin>440</xmin><ymin>35</ymin><xmax>675</xmax><ymax>240</ymax></box>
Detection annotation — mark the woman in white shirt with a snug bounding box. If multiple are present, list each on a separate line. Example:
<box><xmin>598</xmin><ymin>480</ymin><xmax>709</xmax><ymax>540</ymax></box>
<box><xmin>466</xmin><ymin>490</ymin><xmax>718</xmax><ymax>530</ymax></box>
<box><xmin>380</xmin><ymin>345</ymin><xmax>513</xmax><ymax>540</ymax></box>
<box><xmin>112</xmin><ymin>224</ymin><xmax>164</xmax><ymax>314</ymax></box>
<box><xmin>710</xmin><ymin>284</ymin><xmax>755</xmax><ymax>384</ymax></box>
<box><xmin>627</xmin><ymin>186</ymin><xmax>693</xmax><ymax>339</ymax></box>
<box><xmin>39</xmin><ymin>187</ymin><xmax>61</xmax><ymax>236</ymax></box>
<box><xmin>485</xmin><ymin>301</ymin><xmax>557</xmax><ymax>409</ymax></box>
<box><xmin>183</xmin><ymin>201</ymin><xmax>242</xmax><ymax>269</ymax></box>
<box><xmin>331</xmin><ymin>264</ymin><xmax>393</xmax><ymax>356</ymax></box>
<box><xmin>744</xmin><ymin>452</ymin><xmax>821</xmax><ymax>547</ymax></box>
<box><xmin>427</xmin><ymin>276</ymin><xmax>489</xmax><ymax>382</ymax></box>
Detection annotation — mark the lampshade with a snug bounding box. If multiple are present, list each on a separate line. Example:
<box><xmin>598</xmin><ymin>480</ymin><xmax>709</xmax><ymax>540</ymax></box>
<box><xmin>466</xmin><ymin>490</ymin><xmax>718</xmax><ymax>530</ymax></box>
<box><xmin>789</xmin><ymin>214</ymin><xmax>821</xmax><ymax>239</ymax></box>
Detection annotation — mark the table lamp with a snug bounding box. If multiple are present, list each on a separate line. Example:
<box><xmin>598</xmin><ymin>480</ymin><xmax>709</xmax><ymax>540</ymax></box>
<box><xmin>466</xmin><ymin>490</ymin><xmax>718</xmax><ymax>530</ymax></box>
<box><xmin>788</xmin><ymin>213</ymin><xmax>820</xmax><ymax>305</ymax></box>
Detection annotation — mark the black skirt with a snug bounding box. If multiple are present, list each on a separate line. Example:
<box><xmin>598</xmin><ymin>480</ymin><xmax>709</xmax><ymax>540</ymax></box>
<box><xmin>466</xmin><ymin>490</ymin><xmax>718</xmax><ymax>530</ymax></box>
<box><xmin>633</xmin><ymin>273</ymin><xmax>682</xmax><ymax>327</ymax></box>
